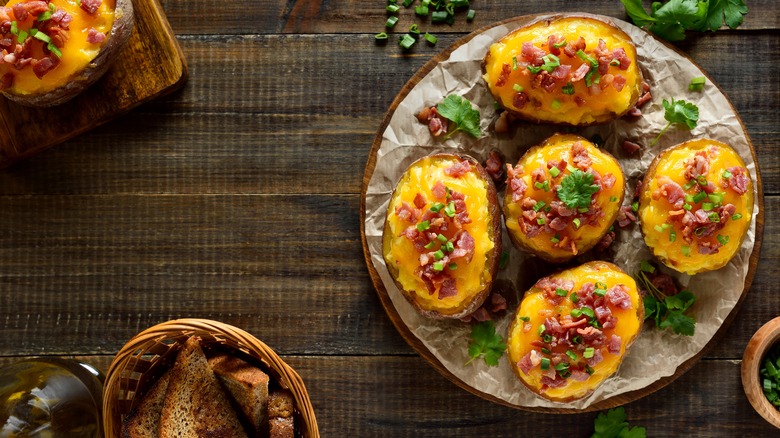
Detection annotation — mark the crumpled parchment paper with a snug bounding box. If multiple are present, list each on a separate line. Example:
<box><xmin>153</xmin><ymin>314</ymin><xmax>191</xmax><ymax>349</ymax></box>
<box><xmin>363</xmin><ymin>14</ymin><xmax>759</xmax><ymax>409</ymax></box>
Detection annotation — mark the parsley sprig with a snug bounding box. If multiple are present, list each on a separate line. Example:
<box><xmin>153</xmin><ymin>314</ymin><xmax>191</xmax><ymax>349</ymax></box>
<box><xmin>558</xmin><ymin>169</ymin><xmax>600</xmax><ymax>210</ymax></box>
<box><xmin>620</xmin><ymin>0</ymin><xmax>748</xmax><ymax>42</ymax></box>
<box><xmin>650</xmin><ymin>97</ymin><xmax>699</xmax><ymax>146</ymax></box>
<box><xmin>466</xmin><ymin>320</ymin><xmax>506</xmax><ymax>367</ymax></box>
<box><xmin>636</xmin><ymin>262</ymin><xmax>697</xmax><ymax>336</ymax></box>
<box><xmin>436</xmin><ymin>94</ymin><xmax>481</xmax><ymax>139</ymax></box>
<box><xmin>592</xmin><ymin>407</ymin><xmax>647</xmax><ymax>438</ymax></box>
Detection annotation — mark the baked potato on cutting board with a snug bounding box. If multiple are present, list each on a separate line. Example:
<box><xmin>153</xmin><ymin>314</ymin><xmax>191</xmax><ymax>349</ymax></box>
<box><xmin>0</xmin><ymin>0</ymin><xmax>133</xmax><ymax>106</ymax></box>
<box><xmin>507</xmin><ymin>261</ymin><xmax>643</xmax><ymax>402</ymax></box>
<box><xmin>639</xmin><ymin>139</ymin><xmax>754</xmax><ymax>275</ymax></box>
<box><xmin>382</xmin><ymin>154</ymin><xmax>501</xmax><ymax>319</ymax></box>
<box><xmin>483</xmin><ymin>15</ymin><xmax>642</xmax><ymax>126</ymax></box>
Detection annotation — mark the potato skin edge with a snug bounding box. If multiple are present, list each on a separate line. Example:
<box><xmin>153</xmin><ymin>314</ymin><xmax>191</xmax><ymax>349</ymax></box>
<box><xmin>382</xmin><ymin>153</ymin><xmax>501</xmax><ymax>320</ymax></box>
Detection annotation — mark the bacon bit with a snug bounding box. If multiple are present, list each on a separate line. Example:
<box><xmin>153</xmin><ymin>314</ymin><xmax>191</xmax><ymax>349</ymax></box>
<box><xmin>86</xmin><ymin>28</ymin><xmax>105</xmax><ymax>44</ymax></box>
<box><xmin>595</xmin><ymin>231</ymin><xmax>615</xmax><ymax>251</ymax></box>
<box><xmin>574</xmin><ymin>96</ymin><xmax>586</xmax><ymax>107</ymax></box>
<box><xmin>417</xmin><ymin>106</ymin><xmax>449</xmax><ymax>137</ymax></box>
<box><xmin>521</xmin><ymin>42</ymin><xmax>546</xmax><ymax>65</ymax></box>
<box><xmin>413</xmin><ymin>193</ymin><xmax>427</xmax><ymax>209</ymax></box>
<box><xmin>723</xmin><ymin>166</ymin><xmax>749</xmax><ymax>194</ymax></box>
<box><xmin>652</xmin><ymin>176</ymin><xmax>686</xmax><ymax>209</ymax></box>
<box><xmin>547</xmin><ymin>34</ymin><xmax>563</xmax><ymax>55</ymax></box>
<box><xmin>533</xmin><ymin>70</ymin><xmax>557</xmax><ymax>93</ymax></box>
<box><xmin>541</xmin><ymin>375</ymin><xmax>567</xmax><ymax>389</ymax></box>
<box><xmin>684</xmin><ymin>150</ymin><xmax>711</xmax><ymax>180</ymax></box>
<box><xmin>513</xmin><ymin>91</ymin><xmax>529</xmax><ymax>109</ymax></box>
<box><xmin>586</xmin><ymin>348</ymin><xmax>604</xmax><ymax>366</ymax></box>
<box><xmin>431</xmin><ymin>180</ymin><xmax>446</xmax><ymax>199</ymax></box>
<box><xmin>518</xmin><ymin>351</ymin><xmax>535</xmax><ymax>375</ymax></box>
<box><xmin>444</xmin><ymin>160</ymin><xmax>472</xmax><ymax>178</ymax></box>
<box><xmin>621</xmin><ymin>140</ymin><xmax>642</xmax><ymax>155</ymax></box>
<box><xmin>571</xmin><ymin>141</ymin><xmax>591</xmax><ymax>170</ymax></box>
<box><xmin>608</xmin><ymin>334</ymin><xmax>622</xmax><ymax>354</ymax></box>
<box><xmin>606</xmin><ymin>284</ymin><xmax>632</xmax><ymax>310</ymax></box>
<box><xmin>80</xmin><ymin>0</ymin><xmax>102</xmax><ymax>14</ymax></box>
<box><xmin>507</xmin><ymin>164</ymin><xmax>527</xmax><ymax>203</ymax></box>
<box><xmin>601</xmin><ymin>173</ymin><xmax>616</xmax><ymax>190</ymax></box>
<box><xmin>31</xmin><ymin>56</ymin><xmax>59</xmax><ymax>79</ymax></box>
<box><xmin>570</xmin><ymin>63</ymin><xmax>590</xmax><ymax>82</ymax></box>
<box><xmin>450</xmin><ymin>231</ymin><xmax>475</xmax><ymax>263</ymax></box>
<box><xmin>438</xmin><ymin>278</ymin><xmax>458</xmax><ymax>299</ymax></box>
<box><xmin>394</xmin><ymin>202</ymin><xmax>418</xmax><ymax>223</ymax></box>
<box><xmin>550</xmin><ymin>64</ymin><xmax>571</xmax><ymax>81</ymax></box>
<box><xmin>493</xmin><ymin>111</ymin><xmax>511</xmax><ymax>134</ymax></box>
<box><xmin>612</xmin><ymin>74</ymin><xmax>626</xmax><ymax>91</ymax></box>
<box><xmin>612</xmin><ymin>48</ymin><xmax>631</xmax><ymax>70</ymax></box>
<box><xmin>563</xmin><ymin>36</ymin><xmax>586</xmax><ymax>57</ymax></box>
<box><xmin>491</xmin><ymin>292</ymin><xmax>507</xmax><ymax>313</ymax></box>
<box><xmin>496</xmin><ymin>62</ymin><xmax>512</xmax><ymax>87</ymax></box>
<box><xmin>648</xmin><ymin>272</ymin><xmax>679</xmax><ymax>296</ymax></box>
<box><xmin>484</xmin><ymin>150</ymin><xmax>505</xmax><ymax>184</ymax></box>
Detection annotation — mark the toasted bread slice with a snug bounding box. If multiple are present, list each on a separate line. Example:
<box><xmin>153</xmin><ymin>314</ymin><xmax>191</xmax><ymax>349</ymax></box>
<box><xmin>208</xmin><ymin>354</ymin><xmax>270</xmax><ymax>433</ymax></box>
<box><xmin>268</xmin><ymin>389</ymin><xmax>295</xmax><ymax>438</ymax></box>
<box><xmin>159</xmin><ymin>337</ymin><xmax>248</xmax><ymax>438</ymax></box>
<box><xmin>122</xmin><ymin>372</ymin><xmax>170</xmax><ymax>438</ymax></box>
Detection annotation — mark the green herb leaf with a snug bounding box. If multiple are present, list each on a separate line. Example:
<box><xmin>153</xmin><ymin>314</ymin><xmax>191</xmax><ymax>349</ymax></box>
<box><xmin>651</xmin><ymin>97</ymin><xmax>699</xmax><ymax>146</ymax></box>
<box><xmin>591</xmin><ymin>407</ymin><xmax>647</xmax><ymax>438</ymax></box>
<box><xmin>558</xmin><ymin>169</ymin><xmax>599</xmax><ymax>209</ymax></box>
<box><xmin>660</xmin><ymin>309</ymin><xmax>696</xmax><ymax>336</ymax></box>
<box><xmin>619</xmin><ymin>0</ymin><xmax>657</xmax><ymax>27</ymax></box>
<box><xmin>636</xmin><ymin>262</ymin><xmax>697</xmax><ymax>336</ymax></box>
<box><xmin>621</xmin><ymin>0</ymin><xmax>745</xmax><ymax>42</ymax></box>
<box><xmin>702</xmin><ymin>0</ymin><xmax>748</xmax><ymax>31</ymax></box>
<box><xmin>436</xmin><ymin>94</ymin><xmax>481</xmax><ymax>139</ymax></box>
<box><xmin>466</xmin><ymin>321</ymin><xmax>506</xmax><ymax>367</ymax></box>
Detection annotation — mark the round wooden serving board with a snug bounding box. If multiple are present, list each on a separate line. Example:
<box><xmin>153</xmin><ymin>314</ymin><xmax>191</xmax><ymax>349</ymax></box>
<box><xmin>360</xmin><ymin>13</ymin><xmax>764</xmax><ymax>413</ymax></box>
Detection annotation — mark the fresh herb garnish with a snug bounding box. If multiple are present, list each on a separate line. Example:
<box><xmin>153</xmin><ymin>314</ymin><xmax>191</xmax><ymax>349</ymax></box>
<box><xmin>591</xmin><ymin>407</ymin><xmax>647</xmax><ymax>438</ymax></box>
<box><xmin>761</xmin><ymin>343</ymin><xmax>780</xmax><ymax>408</ymax></box>
<box><xmin>436</xmin><ymin>94</ymin><xmax>481</xmax><ymax>139</ymax></box>
<box><xmin>619</xmin><ymin>0</ymin><xmax>748</xmax><ymax>42</ymax></box>
<box><xmin>636</xmin><ymin>262</ymin><xmax>696</xmax><ymax>336</ymax></box>
<box><xmin>689</xmin><ymin>76</ymin><xmax>706</xmax><ymax>91</ymax></box>
<box><xmin>651</xmin><ymin>97</ymin><xmax>699</xmax><ymax>146</ymax></box>
<box><xmin>558</xmin><ymin>169</ymin><xmax>600</xmax><ymax>209</ymax></box>
<box><xmin>466</xmin><ymin>320</ymin><xmax>506</xmax><ymax>367</ymax></box>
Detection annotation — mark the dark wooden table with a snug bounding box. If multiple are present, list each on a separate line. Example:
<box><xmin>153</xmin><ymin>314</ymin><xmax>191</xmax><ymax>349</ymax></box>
<box><xmin>0</xmin><ymin>1</ymin><xmax>777</xmax><ymax>436</ymax></box>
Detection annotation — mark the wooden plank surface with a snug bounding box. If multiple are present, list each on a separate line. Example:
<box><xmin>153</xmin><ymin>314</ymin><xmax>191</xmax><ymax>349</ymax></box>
<box><xmin>0</xmin><ymin>0</ymin><xmax>777</xmax><ymax>435</ymax></box>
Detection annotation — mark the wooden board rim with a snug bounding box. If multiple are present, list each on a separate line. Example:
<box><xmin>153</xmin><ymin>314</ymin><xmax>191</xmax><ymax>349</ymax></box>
<box><xmin>360</xmin><ymin>12</ymin><xmax>765</xmax><ymax>413</ymax></box>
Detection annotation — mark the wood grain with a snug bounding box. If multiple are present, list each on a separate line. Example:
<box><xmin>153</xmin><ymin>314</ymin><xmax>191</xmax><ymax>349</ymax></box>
<box><xmin>0</xmin><ymin>0</ymin><xmax>187</xmax><ymax>167</ymax></box>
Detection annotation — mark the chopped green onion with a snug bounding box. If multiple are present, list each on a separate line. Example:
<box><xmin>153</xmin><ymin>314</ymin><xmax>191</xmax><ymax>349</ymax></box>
<box><xmin>572</xmin><ymin>335</ymin><xmax>583</xmax><ymax>344</ymax></box>
<box><xmin>717</xmin><ymin>234</ymin><xmax>730</xmax><ymax>245</ymax></box>
<box><xmin>402</xmin><ymin>0</ymin><xmax>414</xmax><ymax>6</ymax></box>
<box><xmin>444</xmin><ymin>241</ymin><xmax>454</xmax><ymax>252</ymax></box>
<box><xmin>595</xmin><ymin>281</ymin><xmax>607</xmax><ymax>290</ymax></box>
<box><xmin>708</xmin><ymin>212</ymin><xmax>720</xmax><ymax>222</ymax></box>
<box><xmin>549</xmin><ymin>167</ymin><xmax>560</xmax><ymax>178</ymax></box>
<box><xmin>467</xmin><ymin>9</ymin><xmax>475</xmax><ymax>21</ymax></box>
<box><xmin>708</xmin><ymin>192</ymin><xmax>724</xmax><ymax>204</ymax></box>
<box><xmin>433</xmin><ymin>261</ymin><xmax>444</xmax><ymax>271</ymax></box>
<box><xmin>583</xmin><ymin>347</ymin><xmax>595</xmax><ymax>359</ymax></box>
<box><xmin>594</xmin><ymin>288</ymin><xmax>606</xmax><ymax>297</ymax></box>
<box><xmin>550</xmin><ymin>234</ymin><xmax>560</xmax><ymax>244</ymax></box>
<box><xmin>683</xmin><ymin>179</ymin><xmax>697</xmax><ymax>190</ymax></box>
<box><xmin>570</xmin><ymin>292</ymin><xmax>579</xmax><ymax>304</ymax></box>
<box><xmin>573</xmin><ymin>218</ymin><xmax>581</xmax><ymax>229</ymax></box>
<box><xmin>511</xmin><ymin>56</ymin><xmax>518</xmax><ymax>71</ymax></box>
<box><xmin>448</xmin><ymin>263</ymin><xmax>458</xmax><ymax>270</ymax></box>
<box><xmin>541</xmin><ymin>54</ymin><xmax>560</xmax><ymax>73</ymax></box>
<box><xmin>553</xmin><ymin>39</ymin><xmax>568</xmax><ymax>48</ymax></box>
<box><xmin>694</xmin><ymin>227</ymin><xmax>706</xmax><ymax>237</ymax></box>
<box><xmin>640</xmin><ymin>261</ymin><xmax>656</xmax><ymax>273</ymax></box>
<box><xmin>499</xmin><ymin>251</ymin><xmax>510</xmax><ymax>269</ymax></box>
<box><xmin>437</xmin><ymin>234</ymin><xmax>448</xmax><ymax>243</ymax></box>
<box><xmin>375</xmin><ymin>32</ymin><xmax>389</xmax><ymax>41</ymax></box>
<box><xmin>408</xmin><ymin>24</ymin><xmax>420</xmax><ymax>37</ymax></box>
<box><xmin>540</xmin><ymin>357</ymin><xmax>551</xmax><ymax>370</ymax></box>
<box><xmin>519</xmin><ymin>316</ymin><xmax>530</xmax><ymax>322</ymax></box>
<box><xmin>555</xmin><ymin>288</ymin><xmax>568</xmax><ymax>297</ymax></box>
<box><xmin>433</xmin><ymin>250</ymin><xmax>444</xmax><ymax>260</ymax></box>
<box><xmin>702</xmin><ymin>202</ymin><xmax>714</xmax><ymax>211</ymax></box>
<box><xmin>542</xmin><ymin>334</ymin><xmax>553</xmax><ymax>343</ymax></box>
<box><xmin>685</xmin><ymin>194</ymin><xmax>695</xmax><ymax>203</ymax></box>
<box><xmin>609</xmin><ymin>196</ymin><xmax>617</xmax><ymax>202</ymax></box>
<box><xmin>541</xmin><ymin>347</ymin><xmax>551</xmax><ymax>355</ymax></box>
<box><xmin>555</xmin><ymin>362</ymin><xmax>569</xmax><ymax>372</ymax></box>
<box><xmin>570</xmin><ymin>308</ymin><xmax>583</xmax><ymax>318</ymax></box>
<box><xmin>551</xmin><ymin>99</ymin><xmax>561</xmax><ymax>110</ymax></box>
<box><xmin>581</xmin><ymin>307</ymin><xmax>595</xmax><ymax>319</ymax></box>
<box><xmin>424</xmin><ymin>32</ymin><xmax>437</xmax><ymax>45</ymax></box>
<box><xmin>561</xmin><ymin>82</ymin><xmax>575</xmax><ymax>95</ymax></box>
<box><xmin>430</xmin><ymin>202</ymin><xmax>444</xmax><ymax>212</ymax></box>
<box><xmin>16</xmin><ymin>30</ymin><xmax>27</xmax><ymax>44</ymax></box>
<box><xmin>670</xmin><ymin>230</ymin><xmax>676</xmax><ymax>242</ymax></box>
<box><xmin>537</xmin><ymin>217</ymin><xmax>546</xmax><ymax>225</ymax></box>
<box><xmin>697</xmin><ymin>175</ymin><xmax>708</xmax><ymax>186</ymax></box>
<box><xmin>399</xmin><ymin>34</ymin><xmax>416</xmax><ymax>49</ymax></box>
<box><xmin>444</xmin><ymin>201</ymin><xmax>456</xmax><ymax>217</ymax></box>
<box><xmin>654</xmin><ymin>225</ymin><xmax>665</xmax><ymax>233</ymax></box>
<box><xmin>417</xmin><ymin>221</ymin><xmax>430</xmax><ymax>232</ymax></box>
<box><xmin>47</xmin><ymin>43</ymin><xmax>62</xmax><ymax>58</ymax></box>
<box><xmin>585</xmin><ymin>365</ymin><xmax>595</xmax><ymax>375</ymax></box>
<box><xmin>566</xmin><ymin>164</ymin><xmax>577</xmax><ymax>173</ymax></box>
<box><xmin>533</xmin><ymin>200</ymin><xmax>546</xmax><ymax>212</ymax></box>
<box><xmin>722</xmin><ymin>169</ymin><xmax>733</xmax><ymax>179</ymax></box>
<box><xmin>578</xmin><ymin>207</ymin><xmax>589</xmax><ymax>213</ymax></box>
<box><xmin>386</xmin><ymin>16</ymin><xmax>399</xmax><ymax>28</ymax></box>
<box><xmin>576</xmin><ymin>50</ymin><xmax>598</xmax><ymax>67</ymax></box>
<box><xmin>38</xmin><ymin>10</ymin><xmax>52</xmax><ymax>21</ymax></box>
<box><xmin>534</xmin><ymin>181</ymin><xmax>550</xmax><ymax>191</ymax></box>
<box><xmin>732</xmin><ymin>213</ymin><xmax>743</xmax><ymax>220</ymax></box>
<box><xmin>681</xmin><ymin>246</ymin><xmax>691</xmax><ymax>257</ymax></box>
<box><xmin>683</xmin><ymin>203</ymin><xmax>692</xmax><ymax>211</ymax></box>
<box><xmin>631</xmin><ymin>201</ymin><xmax>639</xmax><ymax>212</ymax></box>
<box><xmin>537</xmin><ymin>324</ymin><xmax>545</xmax><ymax>335</ymax></box>
<box><xmin>689</xmin><ymin>76</ymin><xmax>706</xmax><ymax>91</ymax></box>
<box><xmin>609</xmin><ymin>58</ymin><xmax>620</xmax><ymax>66</ymax></box>
<box><xmin>424</xmin><ymin>241</ymin><xmax>436</xmax><ymax>250</ymax></box>
<box><xmin>10</xmin><ymin>21</ymin><xmax>17</xmax><ymax>36</ymax></box>
<box><xmin>527</xmin><ymin>65</ymin><xmax>542</xmax><ymax>74</ymax></box>
<box><xmin>692</xmin><ymin>191</ymin><xmax>707</xmax><ymax>203</ymax></box>
<box><xmin>512</xmin><ymin>83</ymin><xmax>523</xmax><ymax>92</ymax></box>
<box><xmin>431</xmin><ymin>10</ymin><xmax>448</xmax><ymax>22</ymax></box>
<box><xmin>414</xmin><ymin>5</ymin><xmax>429</xmax><ymax>16</ymax></box>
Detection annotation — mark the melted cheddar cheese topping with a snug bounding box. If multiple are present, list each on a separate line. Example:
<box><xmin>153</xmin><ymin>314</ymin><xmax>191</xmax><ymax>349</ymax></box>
<box><xmin>383</xmin><ymin>156</ymin><xmax>494</xmax><ymax>316</ymax></box>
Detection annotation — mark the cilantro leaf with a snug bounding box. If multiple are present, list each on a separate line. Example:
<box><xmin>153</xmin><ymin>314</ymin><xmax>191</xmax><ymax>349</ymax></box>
<box><xmin>592</xmin><ymin>407</ymin><xmax>647</xmax><ymax>438</ymax></box>
<box><xmin>651</xmin><ymin>97</ymin><xmax>699</xmax><ymax>146</ymax></box>
<box><xmin>702</xmin><ymin>0</ymin><xmax>748</xmax><ymax>31</ymax></box>
<box><xmin>436</xmin><ymin>94</ymin><xmax>481</xmax><ymax>139</ymax></box>
<box><xmin>466</xmin><ymin>320</ymin><xmax>506</xmax><ymax>367</ymax></box>
<box><xmin>558</xmin><ymin>169</ymin><xmax>599</xmax><ymax>210</ymax></box>
<box><xmin>636</xmin><ymin>262</ymin><xmax>697</xmax><ymax>336</ymax></box>
<box><xmin>619</xmin><ymin>0</ymin><xmax>656</xmax><ymax>27</ymax></box>
<box><xmin>665</xmin><ymin>289</ymin><xmax>695</xmax><ymax>311</ymax></box>
<box><xmin>660</xmin><ymin>309</ymin><xmax>696</xmax><ymax>336</ymax></box>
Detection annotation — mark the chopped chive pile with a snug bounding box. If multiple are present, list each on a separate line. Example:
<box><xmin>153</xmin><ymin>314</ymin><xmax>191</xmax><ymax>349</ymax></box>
<box><xmin>377</xmin><ymin>0</ymin><xmax>475</xmax><ymax>51</ymax></box>
<box><xmin>761</xmin><ymin>343</ymin><xmax>780</xmax><ymax>409</ymax></box>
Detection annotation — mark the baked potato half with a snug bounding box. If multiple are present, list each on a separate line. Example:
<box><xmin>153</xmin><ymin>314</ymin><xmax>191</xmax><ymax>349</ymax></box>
<box><xmin>503</xmin><ymin>133</ymin><xmax>625</xmax><ymax>263</ymax></box>
<box><xmin>0</xmin><ymin>0</ymin><xmax>134</xmax><ymax>107</ymax></box>
<box><xmin>639</xmin><ymin>139</ymin><xmax>754</xmax><ymax>275</ymax></box>
<box><xmin>382</xmin><ymin>154</ymin><xmax>501</xmax><ymax>319</ymax></box>
<box><xmin>482</xmin><ymin>15</ymin><xmax>642</xmax><ymax>126</ymax></box>
<box><xmin>507</xmin><ymin>261</ymin><xmax>643</xmax><ymax>402</ymax></box>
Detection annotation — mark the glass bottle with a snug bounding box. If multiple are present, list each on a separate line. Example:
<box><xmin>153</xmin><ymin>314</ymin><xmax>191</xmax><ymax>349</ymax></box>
<box><xmin>0</xmin><ymin>358</ymin><xmax>104</xmax><ymax>437</ymax></box>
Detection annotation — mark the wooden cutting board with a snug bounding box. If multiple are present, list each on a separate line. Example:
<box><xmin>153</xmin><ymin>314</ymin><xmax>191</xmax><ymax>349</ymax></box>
<box><xmin>0</xmin><ymin>0</ymin><xmax>188</xmax><ymax>168</ymax></box>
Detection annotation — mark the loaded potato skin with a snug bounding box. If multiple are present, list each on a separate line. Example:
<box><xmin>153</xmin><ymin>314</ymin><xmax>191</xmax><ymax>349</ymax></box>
<box><xmin>503</xmin><ymin>133</ymin><xmax>625</xmax><ymax>263</ymax></box>
<box><xmin>0</xmin><ymin>0</ymin><xmax>133</xmax><ymax>106</ymax></box>
<box><xmin>507</xmin><ymin>261</ymin><xmax>643</xmax><ymax>402</ymax></box>
<box><xmin>639</xmin><ymin>139</ymin><xmax>754</xmax><ymax>275</ymax></box>
<box><xmin>382</xmin><ymin>154</ymin><xmax>501</xmax><ymax>319</ymax></box>
<box><xmin>483</xmin><ymin>15</ymin><xmax>642</xmax><ymax>126</ymax></box>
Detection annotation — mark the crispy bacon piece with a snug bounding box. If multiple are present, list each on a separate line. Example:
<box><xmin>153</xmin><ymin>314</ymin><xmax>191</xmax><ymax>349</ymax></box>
<box><xmin>496</xmin><ymin>62</ymin><xmax>512</xmax><ymax>87</ymax></box>
<box><xmin>684</xmin><ymin>150</ymin><xmax>710</xmax><ymax>180</ymax></box>
<box><xmin>484</xmin><ymin>150</ymin><xmax>505</xmax><ymax>184</ymax></box>
<box><xmin>86</xmin><ymin>28</ymin><xmax>105</xmax><ymax>44</ymax></box>
<box><xmin>12</xmin><ymin>1</ymin><xmax>48</xmax><ymax>20</ymax></box>
<box><xmin>521</xmin><ymin>42</ymin><xmax>546</xmax><ymax>65</ymax></box>
<box><xmin>698</xmin><ymin>241</ymin><xmax>722</xmax><ymax>255</ymax></box>
<box><xmin>621</xmin><ymin>140</ymin><xmax>641</xmax><ymax>155</ymax></box>
<box><xmin>595</xmin><ymin>231</ymin><xmax>615</xmax><ymax>251</ymax></box>
<box><xmin>652</xmin><ymin>176</ymin><xmax>685</xmax><ymax>209</ymax></box>
<box><xmin>431</xmin><ymin>180</ymin><xmax>446</xmax><ymax>199</ymax></box>
<box><xmin>563</xmin><ymin>36</ymin><xmax>586</xmax><ymax>57</ymax></box>
<box><xmin>570</xmin><ymin>63</ymin><xmax>590</xmax><ymax>82</ymax></box>
<box><xmin>571</xmin><ymin>141</ymin><xmax>591</xmax><ymax>170</ymax></box>
<box><xmin>723</xmin><ymin>166</ymin><xmax>749</xmax><ymax>194</ymax></box>
<box><xmin>0</xmin><ymin>71</ymin><xmax>12</xmax><ymax>89</ymax></box>
<box><xmin>608</xmin><ymin>334</ymin><xmax>622</xmax><ymax>355</ymax></box>
<box><xmin>550</xmin><ymin>64</ymin><xmax>571</xmax><ymax>81</ymax></box>
<box><xmin>513</xmin><ymin>91</ymin><xmax>529</xmax><ymax>109</ymax></box>
<box><xmin>547</xmin><ymin>34</ymin><xmax>564</xmax><ymax>55</ymax></box>
<box><xmin>507</xmin><ymin>163</ymin><xmax>527</xmax><ymax>203</ymax></box>
<box><xmin>31</xmin><ymin>56</ymin><xmax>59</xmax><ymax>79</ymax></box>
<box><xmin>438</xmin><ymin>278</ymin><xmax>458</xmax><ymax>299</ymax></box>
<box><xmin>606</xmin><ymin>284</ymin><xmax>632</xmax><ymax>310</ymax></box>
<box><xmin>80</xmin><ymin>0</ymin><xmax>102</xmax><ymax>15</ymax></box>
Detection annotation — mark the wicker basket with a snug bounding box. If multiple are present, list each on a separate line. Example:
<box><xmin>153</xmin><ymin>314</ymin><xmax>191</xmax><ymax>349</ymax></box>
<box><xmin>103</xmin><ymin>318</ymin><xmax>319</xmax><ymax>437</ymax></box>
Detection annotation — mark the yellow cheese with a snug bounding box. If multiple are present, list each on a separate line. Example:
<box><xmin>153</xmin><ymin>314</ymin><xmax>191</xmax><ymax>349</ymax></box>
<box><xmin>2</xmin><ymin>0</ymin><xmax>115</xmax><ymax>94</ymax></box>
<box><xmin>383</xmin><ymin>156</ymin><xmax>494</xmax><ymax>316</ymax></box>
